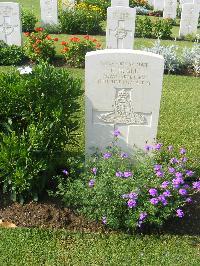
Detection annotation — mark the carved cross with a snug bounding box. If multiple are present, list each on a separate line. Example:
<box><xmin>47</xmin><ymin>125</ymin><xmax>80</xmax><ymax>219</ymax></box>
<box><xmin>109</xmin><ymin>20</ymin><xmax>132</xmax><ymax>49</ymax></box>
<box><xmin>93</xmin><ymin>88</ymin><xmax>152</xmax><ymax>145</ymax></box>
<box><xmin>0</xmin><ymin>16</ymin><xmax>17</xmax><ymax>43</ymax></box>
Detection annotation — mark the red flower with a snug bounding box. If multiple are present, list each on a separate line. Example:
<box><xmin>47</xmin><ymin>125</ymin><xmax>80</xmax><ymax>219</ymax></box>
<box><xmin>70</xmin><ymin>36</ymin><xmax>80</xmax><ymax>42</ymax></box>
<box><xmin>61</xmin><ymin>41</ymin><xmax>66</xmax><ymax>45</ymax></box>
<box><xmin>35</xmin><ymin>27</ymin><xmax>43</xmax><ymax>32</ymax></box>
<box><xmin>36</xmin><ymin>39</ymin><xmax>41</xmax><ymax>44</ymax></box>
<box><xmin>92</xmin><ymin>38</ymin><xmax>97</xmax><ymax>43</ymax></box>
<box><xmin>84</xmin><ymin>35</ymin><xmax>90</xmax><ymax>40</ymax></box>
<box><xmin>54</xmin><ymin>37</ymin><xmax>58</xmax><ymax>41</ymax></box>
<box><xmin>46</xmin><ymin>35</ymin><xmax>51</xmax><ymax>40</ymax></box>
<box><xmin>24</xmin><ymin>32</ymin><xmax>30</xmax><ymax>37</ymax></box>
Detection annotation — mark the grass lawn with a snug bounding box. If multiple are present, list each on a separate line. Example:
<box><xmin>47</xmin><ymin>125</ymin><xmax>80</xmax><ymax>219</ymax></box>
<box><xmin>0</xmin><ymin>228</ymin><xmax>200</xmax><ymax>265</ymax></box>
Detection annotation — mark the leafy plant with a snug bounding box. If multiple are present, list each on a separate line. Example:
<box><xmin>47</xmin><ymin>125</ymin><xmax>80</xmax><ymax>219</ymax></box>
<box><xmin>144</xmin><ymin>40</ymin><xmax>180</xmax><ymax>73</ymax></box>
<box><xmin>59</xmin><ymin>2</ymin><xmax>104</xmax><ymax>35</ymax></box>
<box><xmin>56</xmin><ymin>131</ymin><xmax>199</xmax><ymax>232</ymax></box>
<box><xmin>0</xmin><ymin>40</ymin><xmax>27</xmax><ymax>66</ymax></box>
<box><xmin>0</xmin><ymin>63</ymin><xmax>82</xmax><ymax>201</ymax></box>
<box><xmin>61</xmin><ymin>35</ymin><xmax>102</xmax><ymax>68</ymax></box>
<box><xmin>181</xmin><ymin>45</ymin><xmax>200</xmax><ymax>76</ymax></box>
<box><xmin>21</xmin><ymin>8</ymin><xmax>37</xmax><ymax>32</ymax></box>
<box><xmin>153</xmin><ymin>19</ymin><xmax>173</xmax><ymax>39</ymax></box>
<box><xmin>24</xmin><ymin>28</ymin><xmax>58</xmax><ymax>62</ymax></box>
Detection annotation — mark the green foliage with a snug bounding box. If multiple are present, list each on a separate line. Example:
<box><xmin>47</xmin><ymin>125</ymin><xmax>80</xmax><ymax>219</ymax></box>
<box><xmin>21</xmin><ymin>8</ymin><xmax>37</xmax><ymax>32</ymax></box>
<box><xmin>130</xmin><ymin>0</ymin><xmax>152</xmax><ymax>9</ymax></box>
<box><xmin>0</xmin><ymin>63</ymin><xmax>82</xmax><ymax>201</ymax></box>
<box><xmin>61</xmin><ymin>35</ymin><xmax>102</xmax><ymax>68</ymax></box>
<box><xmin>59</xmin><ymin>3</ymin><xmax>104</xmax><ymax>35</ymax></box>
<box><xmin>135</xmin><ymin>17</ymin><xmax>173</xmax><ymax>39</ymax></box>
<box><xmin>24</xmin><ymin>28</ymin><xmax>57</xmax><ymax>62</ymax></box>
<box><xmin>82</xmin><ymin>0</ymin><xmax>110</xmax><ymax>18</ymax></box>
<box><xmin>56</xmin><ymin>137</ymin><xmax>198</xmax><ymax>232</ymax></box>
<box><xmin>0</xmin><ymin>41</ymin><xmax>27</xmax><ymax>66</ymax></box>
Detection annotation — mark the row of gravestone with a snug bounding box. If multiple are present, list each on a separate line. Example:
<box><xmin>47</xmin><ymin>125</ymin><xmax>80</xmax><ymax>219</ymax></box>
<box><xmin>0</xmin><ymin>1</ymin><xmax>199</xmax><ymax>47</ymax></box>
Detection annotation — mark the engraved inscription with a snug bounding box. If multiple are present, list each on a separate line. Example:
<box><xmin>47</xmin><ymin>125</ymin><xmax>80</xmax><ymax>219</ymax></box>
<box><xmin>99</xmin><ymin>89</ymin><xmax>147</xmax><ymax>125</ymax></box>
<box><xmin>98</xmin><ymin>61</ymin><xmax>151</xmax><ymax>86</ymax></box>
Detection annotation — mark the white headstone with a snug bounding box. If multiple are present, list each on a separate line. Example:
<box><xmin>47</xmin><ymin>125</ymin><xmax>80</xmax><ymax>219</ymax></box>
<box><xmin>163</xmin><ymin>0</ymin><xmax>177</xmax><ymax>19</ymax></box>
<box><xmin>193</xmin><ymin>0</ymin><xmax>200</xmax><ymax>11</ymax></box>
<box><xmin>179</xmin><ymin>3</ymin><xmax>199</xmax><ymax>37</ymax></box>
<box><xmin>85</xmin><ymin>50</ymin><xmax>164</xmax><ymax>154</ymax></box>
<box><xmin>180</xmin><ymin>0</ymin><xmax>193</xmax><ymax>7</ymax></box>
<box><xmin>154</xmin><ymin>0</ymin><xmax>164</xmax><ymax>10</ymax></box>
<box><xmin>0</xmin><ymin>2</ymin><xmax>22</xmax><ymax>46</ymax></box>
<box><xmin>62</xmin><ymin>0</ymin><xmax>75</xmax><ymax>11</ymax></box>
<box><xmin>40</xmin><ymin>0</ymin><xmax>58</xmax><ymax>25</ymax></box>
<box><xmin>111</xmin><ymin>0</ymin><xmax>129</xmax><ymax>7</ymax></box>
<box><xmin>106</xmin><ymin>7</ymin><xmax>136</xmax><ymax>49</ymax></box>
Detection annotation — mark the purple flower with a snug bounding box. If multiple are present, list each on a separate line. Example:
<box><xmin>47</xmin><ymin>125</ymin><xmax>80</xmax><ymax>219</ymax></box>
<box><xmin>114</xmin><ymin>129</ymin><xmax>120</xmax><ymax>137</ymax></box>
<box><xmin>121</xmin><ymin>194</ymin><xmax>129</xmax><ymax>199</ymax></box>
<box><xmin>103</xmin><ymin>152</ymin><xmax>112</xmax><ymax>159</ymax></box>
<box><xmin>129</xmin><ymin>192</ymin><xmax>138</xmax><ymax>199</ymax></box>
<box><xmin>150</xmin><ymin>198</ymin><xmax>159</xmax><ymax>205</ymax></box>
<box><xmin>144</xmin><ymin>144</ymin><xmax>152</xmax><ymax>151</ymax></box>
<box><xmin>168</xmin><ymin>145</ymin><xmax>173</xmax><ymax>151</ymax></box>
<box><xmin>121</xmin><ymin>152</ymin><xmax>128</xmax><ymax>158</ymax></box>
<box><xmin>154</xmin><ymin>143</ymin><xmax>163</xmax><ymax>151</ymax></box>
<box><xmin>62</xmin><ymin>169</ymin><xmax>69</xmax><ymax>175</ymax></box>
<box><xmin>168</xmin><ymin>167</ymin><xmax>175</xmax><ymax>174</ymax></box>
<box><xmin>179</xmin><ymin>188</ymin><xmax>187</xmax><ymax>196</ymax></box>
<box><xmin>192</xmin><ymin>181</ymin><xmax>200</xmax><ymax>190</ymax></box>
<box><xmin>149</xmin><ymin>188</ymin><xmax>158</xmax><ymax>197</ymax></box>
<box><xmin>161</xmin><ymin>181</ymin><xmax>170</xmax><ymax>189</ymax></box>
<box><xmin>139</xmin><ymin>212</ymin><xmax>148</xmax><ymax>221</ymax></box>
<box><xmin>154</xmin><ymin>164</ymin><xmax>162</xmax><ymax>171</ymax></box>
<box><xmin>123</xmin><ymin>171</ymin><xmax>132</xmax><ymax>178</ymax></box>
<box><xmin>156</xmin><ymin>171</ymin><xmax>164</xmax><ymax>178</ymax></box>
<box><xmin>170</xmin><ymin>158</ymin><xmax>179</xmax><ymax>164</ymax></box>
<box><xmin>138</xmin><ymin>212</ymin><xmax>148</xmax><ymax>227</ymax></box>
<box><xmin>127</xmin><ymin>199</ymin><xmax>137</xmax><ymax>208</ymax></box>
<box><xmin>102</xmin><ymin>216</ymin><xmax>107</xmax><ymax>224</ymax></box>
<box><xmin>163</xmin><ymin>190</ymin><xmax>171</xmax><ymax>197</ymax></box>
<box><xmin>172</xmin><ymin>177</ymin><xmax>184</xmax><ymax>188</ymax></box>
<box><xmin>88</xmin><ymin>179</ymin><xmax>95</xmax><ymax>188</ymax></box>
<box><xmin>186</xmin><ymin>197</ymin><xmax>192</xmax><ymax>203</ymax></box>
<box><xmin>175</xmin><ymin>172</ymin><xmax>183</xmax><ymax>178</ymax></box>
<box><xmin>176</xmin><ymin>209</ymin><xmax>184</xmax><ymax>218</ymax></box>
<box><xmin>180</xmin><ymin>148</ymin><xmax>186</xmax><ymax>155</ymax></box>
<box><xmin>116</xmin><ymin>171</ymin><xmax>123</xmax><ymax>178</ymax></box>
<box><xmin>183</xmin><ymin>184</ymin><xmax>190</xmax><ymax>189</ymax></box>
<box><xmin>185</xmin><ymin>170</ymin><xmax>194</xmax><ymax>177</ymax></box>
<box><xmin>92</xmin><ymin>168</ymin><xmax>97</xmax><ymax>175</ymax></box>
<box><xmin>181</xmin><ymin>157</ymin><xmax>188</xmax><ymax>163</ymax></box>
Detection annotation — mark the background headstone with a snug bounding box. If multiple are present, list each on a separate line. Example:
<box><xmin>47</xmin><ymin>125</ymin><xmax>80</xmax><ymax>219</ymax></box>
<box><xmin>0</xmin><ymin>2</ymin><xmax>22</xmax><ymax>46</ymax></box>
<box><xmin>153</xmin><ymin>0</ymin><xmax>164</xmax><ymax>10</ymax></box>
<box><xmin>85</xmin><ymin>50</ymin><xmax>164</xmax><ymax>154</ymax></box>
<box><xmin>106</xmin><ymin>7</ymin><xmax>136</xmax><ymax>49</ymax></box>
<box><xmin>111</xmin><ymin>0</ymin><xmax>129</xmax><ymax>7</ymax></box>
<box><xmin>62</xmin><ymin>0</ymin><xmax>75</xmax><ymax>11</ymax></box>
<box><xmin>179</xmin><ymin>3</ymin><xmax>199</xmax><ymax>37</ymax></box>
<box><xmin>40</xmin><ymin>0</ymin><xmax>58</xmax><ymax>26</ymax></box>
<box><xmin>163</xmin><ymin>0</ymin><xmax>177</xmax><ymax>19</ymax></box>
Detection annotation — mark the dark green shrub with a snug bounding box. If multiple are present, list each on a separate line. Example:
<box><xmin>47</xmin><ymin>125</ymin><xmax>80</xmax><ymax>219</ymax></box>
<box><xmin>59</xmin><ymin>3</ymin><xmax>104</xmax><ymax>35</ymax></box>
<box><xmin>21</xmin><ymin>9</ymin><xmax>37</xmax><ymax>32</ymax></box>
<box><xmin>0</xmin><ymin>63</ymin><xmax>82</xmax><ymax>202</ymax></box>
<box><xmin>0</xmin><ymin>41</ymin><xmax>27</xmax><ymax>66</ymax></box>
<box><xmin>135</xmin><ymin>16</ymin><xmax>153</xmax><ymax>38</ymax></box>
<box><xmin>153</xmin><ymin>18</ymin><xmax>173</xmax><ymax>39</ymax></box>
<box><xmin>55</xmin><ymin>133</ymin><xmax>198</xmax><ymax>232</ymax></box>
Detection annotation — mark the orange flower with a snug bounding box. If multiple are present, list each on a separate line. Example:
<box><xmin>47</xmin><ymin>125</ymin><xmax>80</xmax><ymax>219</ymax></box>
<box><xmin>46</xmin><ymin>35</ymin><xmax>51</xmax><ymax>40</ymax></box>
<box><xmin>96</xmin><ymin>43</ymin><xmax>101</xmax><ymax>48</ymax></box>
<box><xmin>36</xmin><ymin>39</ymin><xmax>41</xmax><ymax>44</ymax></box>
<box><xmin>54</xmin><ymin>37</ymin><xmax>58</xmax><ymax>41</ymax></box>
<box><xmin>35</xmin><ymin>27</ymin><xmax>43</xmax><ymax>32</ymax></box>
<box><xmin>70</xmin><ymin>36</ymin><xmax>80</xmax><ymax>42</ymax></box>
<box><xmin>84</xmin><ymin>35</ymin><xmax>90</xmax><ymax>40</ymax></box>
<box><xmin>92</xmin><ymin>38</ymin><xmax>97</xmax><ymax>43</ymax></box>
<box><xmin>61</xmin><ymin>41</ymin><xmax>67</xmax><ymax>45</ymax></box>
<box><xmin>24</xmin><ymin>32</ymin><xmax>30</xmax><ymax>37</ymax></box>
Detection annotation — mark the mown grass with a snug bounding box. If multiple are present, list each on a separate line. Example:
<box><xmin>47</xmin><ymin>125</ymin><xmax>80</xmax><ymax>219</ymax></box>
<box><xmin>0</xmin><ymin>228</ymin><xmax>200</xmax><ymax>265</ymax></box>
